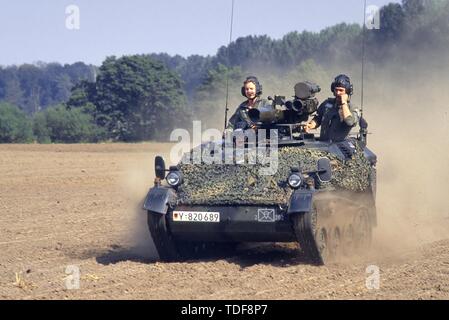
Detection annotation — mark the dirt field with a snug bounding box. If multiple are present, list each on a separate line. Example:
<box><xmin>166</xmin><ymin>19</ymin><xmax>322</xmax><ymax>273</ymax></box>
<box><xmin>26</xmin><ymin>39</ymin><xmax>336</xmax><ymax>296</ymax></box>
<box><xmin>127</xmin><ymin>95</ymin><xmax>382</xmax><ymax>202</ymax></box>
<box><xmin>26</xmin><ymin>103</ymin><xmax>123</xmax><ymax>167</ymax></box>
<box><xmin>1</xmin><ymin>143</ymin><xmax>449</xmax><ymax>300</ymax></box>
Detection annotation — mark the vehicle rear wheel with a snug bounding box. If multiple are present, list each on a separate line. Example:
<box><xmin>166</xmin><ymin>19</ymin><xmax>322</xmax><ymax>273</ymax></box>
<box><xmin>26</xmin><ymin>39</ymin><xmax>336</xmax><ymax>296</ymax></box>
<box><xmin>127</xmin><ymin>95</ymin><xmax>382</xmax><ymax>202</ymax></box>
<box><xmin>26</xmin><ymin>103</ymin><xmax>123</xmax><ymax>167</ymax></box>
<box><xmin>342</xmin><ymin>224</ymin><xmax>355</xmax><ymax>256</ymax></box>
<box><xmin>293</xmin><ymin>197</ymin><xmax>374</xmax><ymax>264</ymax></box>
<box><xmin>330</xmin><ymin>227</ymin><xmax>342</xmax><ymax>261</ymax></box>
<box><xmin>353</xmin><ymin>208</ymin><xmax>372</xmax><ymax>252</ymax></box>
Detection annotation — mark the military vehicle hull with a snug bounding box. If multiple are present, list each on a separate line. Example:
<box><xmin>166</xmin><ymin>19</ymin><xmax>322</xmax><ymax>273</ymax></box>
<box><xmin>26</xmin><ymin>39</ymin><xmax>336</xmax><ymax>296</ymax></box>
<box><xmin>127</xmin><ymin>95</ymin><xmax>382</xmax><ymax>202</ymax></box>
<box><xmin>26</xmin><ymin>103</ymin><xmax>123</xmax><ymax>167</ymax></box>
<box><xmin>145</xmin><ymin>191</ymin><xmax>374</xmax><ymax>264</ymax></box>
<box><xmin>144</xmin><ymin>138</ymin><xmax>377</xmax><ymax>264</ymax></box>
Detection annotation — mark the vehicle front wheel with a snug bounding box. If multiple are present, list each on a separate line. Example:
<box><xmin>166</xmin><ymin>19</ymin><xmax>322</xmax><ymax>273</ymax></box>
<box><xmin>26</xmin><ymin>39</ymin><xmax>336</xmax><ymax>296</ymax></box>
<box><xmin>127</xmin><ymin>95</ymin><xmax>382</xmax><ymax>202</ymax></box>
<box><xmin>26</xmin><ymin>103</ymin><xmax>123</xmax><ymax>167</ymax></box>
<box><xmin>147</xmin><ymin>211</ymin><xmax>179</xmax><ymax>262</ymax></box>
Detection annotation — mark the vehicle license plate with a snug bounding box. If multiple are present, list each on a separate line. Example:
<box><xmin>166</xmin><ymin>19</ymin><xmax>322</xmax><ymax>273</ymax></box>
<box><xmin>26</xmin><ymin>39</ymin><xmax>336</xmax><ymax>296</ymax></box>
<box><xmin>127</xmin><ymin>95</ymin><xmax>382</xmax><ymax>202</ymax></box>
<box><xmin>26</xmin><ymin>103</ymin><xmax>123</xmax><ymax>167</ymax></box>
<box><xmin>173</xmin><ymin>211</ymin><xmax>220</xmax><ymax>223</ymax></box>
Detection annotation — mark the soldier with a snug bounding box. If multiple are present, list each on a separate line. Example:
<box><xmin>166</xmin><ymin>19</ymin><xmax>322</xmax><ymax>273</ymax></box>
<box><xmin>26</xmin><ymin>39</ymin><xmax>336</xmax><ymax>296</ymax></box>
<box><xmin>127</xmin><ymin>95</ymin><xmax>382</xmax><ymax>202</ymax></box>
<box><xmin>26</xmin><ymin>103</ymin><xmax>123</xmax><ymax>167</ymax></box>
<box><xmin>225</xmin><ymin>76</ymin><xmax>267</xmax><ymax>132</ymax></box>
<box><xmin>306</xmin><ymin>74</ymin><xmax>359</xmax><ymax>142</ymax></box>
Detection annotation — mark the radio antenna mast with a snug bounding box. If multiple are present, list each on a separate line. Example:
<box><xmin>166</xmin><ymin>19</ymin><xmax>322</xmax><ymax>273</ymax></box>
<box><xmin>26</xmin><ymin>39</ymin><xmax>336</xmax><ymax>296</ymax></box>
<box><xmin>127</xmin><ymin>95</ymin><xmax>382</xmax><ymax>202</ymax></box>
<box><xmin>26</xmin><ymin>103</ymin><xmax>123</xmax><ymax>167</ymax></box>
<box><xmin>224</xmin><ymin>0</ymin><xmax>235</xmax><ymax>131</ymax></box>
<box><xmin>361</xmin><ymin>0</ymin><xmax>367</xmax><ymax>118</ymax></box>
<box><xmin>358</xmin><ymin>0</ymin><xmax>369</xmax><ymax>146</ymax></box>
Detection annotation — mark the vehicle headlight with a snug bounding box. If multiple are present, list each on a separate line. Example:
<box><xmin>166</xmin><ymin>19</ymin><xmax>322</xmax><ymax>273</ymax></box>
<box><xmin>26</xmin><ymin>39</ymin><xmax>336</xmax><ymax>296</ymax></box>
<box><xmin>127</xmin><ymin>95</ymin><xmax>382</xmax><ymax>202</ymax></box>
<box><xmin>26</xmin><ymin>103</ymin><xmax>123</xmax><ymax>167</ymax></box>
<box><xmin>166</xmin><ymin>171</ymin><xmax>182</xmax><ymax>187</ymax></box>
<box><xmin>288</xmin><ymin>173</ymin><xmax>302</xmax><ymax>189</ymax></box>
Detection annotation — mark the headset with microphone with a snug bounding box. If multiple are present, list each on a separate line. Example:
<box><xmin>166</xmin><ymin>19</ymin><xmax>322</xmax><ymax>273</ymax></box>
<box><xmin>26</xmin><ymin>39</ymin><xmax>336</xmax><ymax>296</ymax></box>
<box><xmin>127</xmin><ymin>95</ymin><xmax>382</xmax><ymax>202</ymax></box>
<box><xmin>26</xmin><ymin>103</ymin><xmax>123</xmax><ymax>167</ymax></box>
<box><xmin>331</xmin><ymin>74</ymin><xmax>353</xmax><ymax>96</ymax></box>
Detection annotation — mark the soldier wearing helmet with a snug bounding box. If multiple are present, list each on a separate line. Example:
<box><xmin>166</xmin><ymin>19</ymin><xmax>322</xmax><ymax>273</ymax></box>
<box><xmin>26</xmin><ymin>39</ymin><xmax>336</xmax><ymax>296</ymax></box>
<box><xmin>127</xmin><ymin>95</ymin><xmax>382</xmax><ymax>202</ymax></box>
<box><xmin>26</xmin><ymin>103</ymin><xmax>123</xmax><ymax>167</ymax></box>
<box><xmin>226</xmin><ymin>76</ymin><xmax>267</xmax><ymax>131</ymax></box>
<box><xmin>306</xmin><ymin>74</ymin><xmax>359</xmax><ymax>142</ymax></box>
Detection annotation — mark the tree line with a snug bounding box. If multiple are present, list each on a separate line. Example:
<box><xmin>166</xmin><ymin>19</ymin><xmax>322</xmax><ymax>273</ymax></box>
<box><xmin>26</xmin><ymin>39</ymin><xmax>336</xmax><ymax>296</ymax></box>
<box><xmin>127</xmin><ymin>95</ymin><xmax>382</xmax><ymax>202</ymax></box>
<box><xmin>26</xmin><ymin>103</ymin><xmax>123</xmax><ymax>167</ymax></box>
<box><xmin>1</xmin><ymin>0</ymin><xmax>448</xmax><ymax>143</ymax></box>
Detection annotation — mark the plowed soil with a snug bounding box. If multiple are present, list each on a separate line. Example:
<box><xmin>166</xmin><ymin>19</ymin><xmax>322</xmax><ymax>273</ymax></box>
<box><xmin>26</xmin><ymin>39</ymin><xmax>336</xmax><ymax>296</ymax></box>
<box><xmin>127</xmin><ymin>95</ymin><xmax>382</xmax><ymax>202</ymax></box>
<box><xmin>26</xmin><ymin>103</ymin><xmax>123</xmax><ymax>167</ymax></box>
<box><xmin>1</xmin><ymin>143</ymin><xmax>448</xmax><ymax>300</ymax></box>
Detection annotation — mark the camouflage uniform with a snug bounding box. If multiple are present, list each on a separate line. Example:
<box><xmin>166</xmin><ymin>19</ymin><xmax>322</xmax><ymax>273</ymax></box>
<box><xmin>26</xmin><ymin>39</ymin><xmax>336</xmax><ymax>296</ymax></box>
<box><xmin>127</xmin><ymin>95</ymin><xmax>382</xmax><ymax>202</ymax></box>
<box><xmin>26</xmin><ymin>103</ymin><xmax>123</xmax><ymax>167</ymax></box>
<box><xmin>312</xmin><ymin>98</ymin><xmax>359</xmax><ymax>142</ymax></box>
<box><xmin>226</xmin><ymin>98</ymin><xmax>267</xmax><ymax>131</ymax></box>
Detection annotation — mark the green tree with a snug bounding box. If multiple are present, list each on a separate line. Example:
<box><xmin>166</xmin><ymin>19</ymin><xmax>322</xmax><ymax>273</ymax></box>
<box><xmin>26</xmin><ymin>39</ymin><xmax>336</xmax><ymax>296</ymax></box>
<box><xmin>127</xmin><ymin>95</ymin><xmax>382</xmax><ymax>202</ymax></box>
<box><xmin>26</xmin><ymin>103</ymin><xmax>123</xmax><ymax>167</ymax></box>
<box><xmin>32</xmin><ymin>111</ymin><xmax>51</xmax><ymax>143</ymax></box>
<box><xmin>0</xmin><ymin>102</ymin><xmax>33</xmax><ymax>143</ymax></box>
<box><xmin>94</xmin><ymin>55</ymin><xmax>189</xmax><ymax>141</ymax></box>
<box><xmin>402</xmin><ymin>0</ymin><xmax>426</xmax><ymax>16</ymax></box>
<box><xmin>66</xmin><ymin>80</ymin><xmax>97</xmax><ymax>110</ymax></box>
<box><xmin>33</xmin><ymin>105</ymin><xmax>104</xmax><ymax>143</ymax></box>
<box><xmin>0</xmin><ymin>62</ymin><xmax>96</xmax><ymax>115</ymax></box>
<box><xmin>0</xmin><ymin>67</ymin><xmax>25</xmax><ymax>108</ymax></box>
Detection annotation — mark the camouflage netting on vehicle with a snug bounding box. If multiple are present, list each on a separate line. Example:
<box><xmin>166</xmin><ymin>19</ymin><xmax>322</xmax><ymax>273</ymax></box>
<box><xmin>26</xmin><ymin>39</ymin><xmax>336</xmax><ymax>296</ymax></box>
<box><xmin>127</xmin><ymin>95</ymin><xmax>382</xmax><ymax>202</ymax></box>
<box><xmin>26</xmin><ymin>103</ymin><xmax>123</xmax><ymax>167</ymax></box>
<box><xmin>177</xmin><ymin>144</ymin><xmax>372</xmax><ymax>206</ymax></box>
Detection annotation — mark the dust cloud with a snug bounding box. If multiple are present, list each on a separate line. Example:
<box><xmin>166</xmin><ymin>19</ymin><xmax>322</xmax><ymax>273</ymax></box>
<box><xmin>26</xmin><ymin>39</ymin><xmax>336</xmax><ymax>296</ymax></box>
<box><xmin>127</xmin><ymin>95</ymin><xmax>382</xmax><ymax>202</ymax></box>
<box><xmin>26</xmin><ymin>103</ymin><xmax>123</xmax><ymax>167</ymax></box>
<box><xmin>249</xmin><ymin>50</ymin><xmax>449</xmax><ymax>257</ymax></box>
<box><xmin>364</xmin><ymin>56</ymin><xmax>449</xmax><ymax>256</ymax></box>
<box><xmin>210</xmin><ymin>57</ymin><xmax>449</xmax><ymax>260</ymax></box>
<box><xmin>122</xmin><ymin>50</ymin><xmax>449</xmax><ymax>262</ymax></box>
<box><xmin>117</xmin><ymin>144</ymin><xmax>175</xmax><ymax>261</ymax></box>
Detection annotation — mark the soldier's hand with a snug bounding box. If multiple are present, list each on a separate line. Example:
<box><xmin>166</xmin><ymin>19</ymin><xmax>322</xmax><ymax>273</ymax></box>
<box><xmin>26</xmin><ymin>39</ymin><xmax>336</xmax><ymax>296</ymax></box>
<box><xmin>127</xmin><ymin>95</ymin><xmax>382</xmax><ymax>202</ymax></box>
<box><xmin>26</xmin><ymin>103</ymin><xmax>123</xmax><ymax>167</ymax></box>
<box><xmin>337</xmin><ymin>93</ymin><xmax>349</xmax><ymax>105</ymax></box>
<box><xmin>305</xmin><ymin>121</ymin><xmax>315</xmax><ymax>133</ymax></box>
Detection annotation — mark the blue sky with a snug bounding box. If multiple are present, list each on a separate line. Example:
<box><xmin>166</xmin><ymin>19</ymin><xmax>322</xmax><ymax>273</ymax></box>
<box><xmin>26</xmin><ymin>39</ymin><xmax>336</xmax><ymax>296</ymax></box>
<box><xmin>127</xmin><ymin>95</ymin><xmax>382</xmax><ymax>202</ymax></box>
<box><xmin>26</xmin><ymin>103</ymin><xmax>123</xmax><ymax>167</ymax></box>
<box><xmin>0</xmin><ymin>0</ymin><xmax>399</xmax><ymax>66</ymax></box>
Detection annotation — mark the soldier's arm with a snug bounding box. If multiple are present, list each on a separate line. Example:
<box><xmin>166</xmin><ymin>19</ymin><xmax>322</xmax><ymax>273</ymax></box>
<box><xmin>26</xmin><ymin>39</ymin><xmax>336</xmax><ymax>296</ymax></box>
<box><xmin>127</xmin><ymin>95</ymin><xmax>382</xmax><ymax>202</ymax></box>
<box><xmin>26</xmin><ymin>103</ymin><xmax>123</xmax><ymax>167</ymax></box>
<box><xmin>340</xmin><ymin>103</ymin><xmax>359</xmax><ymax>127</ymax></box>
<box><xmin>309</xmin><ymin>102</ymin><xmax>325</xmax><ymax>129</ymax></box>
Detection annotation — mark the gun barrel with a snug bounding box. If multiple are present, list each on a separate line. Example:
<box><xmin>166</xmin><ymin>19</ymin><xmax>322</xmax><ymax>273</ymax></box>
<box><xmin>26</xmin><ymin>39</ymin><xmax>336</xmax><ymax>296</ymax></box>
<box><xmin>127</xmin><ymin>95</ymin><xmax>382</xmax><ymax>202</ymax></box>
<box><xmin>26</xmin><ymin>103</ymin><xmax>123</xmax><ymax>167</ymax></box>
<box><xmin>248</xmin><ymin>105</ymin><xmax>284</xmax><ymax>124</ymax></box>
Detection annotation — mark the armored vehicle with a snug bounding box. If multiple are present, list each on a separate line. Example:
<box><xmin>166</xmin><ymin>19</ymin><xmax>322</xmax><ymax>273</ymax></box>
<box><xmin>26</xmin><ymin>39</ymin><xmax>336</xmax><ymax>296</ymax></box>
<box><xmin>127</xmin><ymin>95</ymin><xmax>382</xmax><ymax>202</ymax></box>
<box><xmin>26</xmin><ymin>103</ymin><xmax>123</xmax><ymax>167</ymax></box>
<box><xmin>143</xmin><ymin>82</ymin><xmax>377</xmax><ymax>264</ymax></box>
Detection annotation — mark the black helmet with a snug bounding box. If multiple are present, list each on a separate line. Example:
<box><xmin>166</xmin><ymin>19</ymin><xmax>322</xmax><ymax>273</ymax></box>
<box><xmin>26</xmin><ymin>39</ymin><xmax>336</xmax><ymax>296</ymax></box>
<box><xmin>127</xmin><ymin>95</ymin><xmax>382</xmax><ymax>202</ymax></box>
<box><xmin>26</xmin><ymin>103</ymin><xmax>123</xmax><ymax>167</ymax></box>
<box><xmin>241</xmin><ymin>76</ymin><xmax>263</xmax><ymax>97</ymax></box>
<box><xmin>331</xmin><ymin>74</ymin><xmax>353</xmax><ymax>95</ymax></box>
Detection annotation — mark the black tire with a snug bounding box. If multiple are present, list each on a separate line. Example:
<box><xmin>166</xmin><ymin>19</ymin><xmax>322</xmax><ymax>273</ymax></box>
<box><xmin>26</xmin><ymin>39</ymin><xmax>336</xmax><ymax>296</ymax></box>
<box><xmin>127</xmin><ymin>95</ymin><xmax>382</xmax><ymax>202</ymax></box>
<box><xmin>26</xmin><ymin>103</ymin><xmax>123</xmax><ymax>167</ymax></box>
<box><xmin>353</xmin><ymin>208</ymin><xmax>373</xmax><ymax>252</ymax></box>
<box><xmin>342</xmin><ymin>224</ymin><xmax>355</xmax><ymax>256</ymax></box>
<box><xmin>330</xmin><ymin>227</ymin><xmax>342</xmax><ymax>261</ymax></box>
<box><xmin>293</xmin><ymin>197</ymin><xmax>374</xmax><ymax>265</ymax></box>
<box><xmin>147</xmin><ymin>211</ymin><xmax>179</xmax><ymax>262</ymax></box>
<box><xmin>292</xmin><ymin>207</ymin><xmax>328</xmax><ymax>265</ymax></box>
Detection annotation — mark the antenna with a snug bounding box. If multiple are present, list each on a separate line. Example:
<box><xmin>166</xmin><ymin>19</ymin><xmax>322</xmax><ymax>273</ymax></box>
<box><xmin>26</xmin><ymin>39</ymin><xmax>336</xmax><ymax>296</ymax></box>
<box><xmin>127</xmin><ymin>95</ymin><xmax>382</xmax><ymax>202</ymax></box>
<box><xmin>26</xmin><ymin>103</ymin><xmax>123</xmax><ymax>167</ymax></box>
<box><xmin>358</xmin><ymin>0</ymin><xmax>369</xmax><ymax>146</ymax></box>
<box><xmin>361</xmin><ymin>0</ymin><xmax>367</xmax><ymax>118</ymax></box>
<box><xmin>224</xmin><ymin>0</ymin><xmax>235</xmax><ymax>131</ymax></box>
